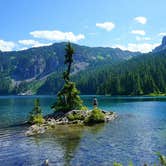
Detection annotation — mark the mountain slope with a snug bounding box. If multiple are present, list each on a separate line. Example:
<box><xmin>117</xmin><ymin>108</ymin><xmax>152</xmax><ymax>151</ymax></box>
<box><xmin>1</xmin><ymin>40</ymin><xmax>166</xmax><ymax>95</ymax></box>
<box><xmin>38</xmin><ymin>52</ymin><xmax>166</xmax><ymax>95</ymax></box>
<box><xmin>0</xmin><ymin>42</ymin><xmax>140</xmax><ymax>94</ymax></box>
<box><xmin>0</xmin><ymin>42</ymin><xmax>140</xmax><ymax>81</ymax></box>
<box><xmin>153</xmin><ymin>36</ymin><xmax>166</xmax><ymax>53</ymax></box>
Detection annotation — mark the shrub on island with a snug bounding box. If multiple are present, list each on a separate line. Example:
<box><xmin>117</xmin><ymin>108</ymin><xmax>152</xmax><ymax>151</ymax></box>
<box><xmin>28</xmin><ymin>99</ymin><xmax>45</xmax><ymax>124</ymax></box>
<box><xmin>85</xmin><ymin>107</ymin><xmax>105</xmax><ymax>124</ymax></box>
<box><xmin>31</xmin><ymin>114</ymin><xmax>45</xmax><ymax>124</ymax></box>
<box><xmin>52</xmin><ymin>81</ymin><xmax>85</xmax><ymax>112</ymax></box>
<box><xmin>67</xmin><ymin>112</ymin><xmax>85</xmax><ymax>121</ymax></box>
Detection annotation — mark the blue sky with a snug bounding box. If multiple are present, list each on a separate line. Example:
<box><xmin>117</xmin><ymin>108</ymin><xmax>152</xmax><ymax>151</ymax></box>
<box><xmin>0</xmin><ymin>0</ymin><xmax>166</xmax><ymax>52</ymax></box>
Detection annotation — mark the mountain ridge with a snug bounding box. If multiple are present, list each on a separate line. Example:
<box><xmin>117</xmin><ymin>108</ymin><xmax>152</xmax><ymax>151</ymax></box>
<box><xmin>0</xmin><ymin>42</ymin><xmax>140</xmax><ymax>82</ymax></box>
<box><xmin>153</xmin><ymin>36</ymin><xmax>166</xmax><ymax>52</ymax></box>
<box><xmin>0</xmin><ymin>38</ymin><xmax>166</xmax><ymax>95</ymax></box>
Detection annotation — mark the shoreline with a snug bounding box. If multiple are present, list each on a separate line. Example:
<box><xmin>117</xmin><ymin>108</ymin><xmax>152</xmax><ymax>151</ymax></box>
<box><xmin>0</xmin><ymin>94</ymin><xmax>166</xmax><ymax>97</ymax></box>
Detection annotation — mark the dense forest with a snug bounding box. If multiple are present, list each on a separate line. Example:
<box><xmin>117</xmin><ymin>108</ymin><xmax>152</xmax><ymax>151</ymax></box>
<box><xmin>38</xmin><ymin>52</ymin><xmax>166</xmax><ymax>95</ymax></box>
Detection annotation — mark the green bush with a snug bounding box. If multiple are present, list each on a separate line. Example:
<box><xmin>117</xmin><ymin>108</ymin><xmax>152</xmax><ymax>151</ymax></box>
<box><xmin>113</xmin><ymin>162</ymin><xmax>123</xmax><ymax>166</ymax></box>
<box><xmin>28</xmin><ymin>99</ymin><xmax>44</xmax><ymax>124</ymax></box>
<box><xmin>32</xmin><ymin>114</ymin><xmax>45</xmax><ymax>124</ymax></box>
<box><xmin>67</xmin><ymin>114</ymin><xmax>75</xmax><ymax>121</ymax></box>
<box><xmin>67</xmin><ymin>112</ymin><xmax>85</xmax><ymax>121</ymax></box>
<box><xmin>85</xmin><ymin>107</ymin><xmax>105</xmax><ymax>124</ymax></box>
<box><xmin>80</xmin><ymin>105</ymin><xmax>88</xmax><ymax>111</ymax></box>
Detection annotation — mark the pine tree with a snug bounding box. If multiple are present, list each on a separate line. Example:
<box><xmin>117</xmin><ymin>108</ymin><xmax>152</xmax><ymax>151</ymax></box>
<box><xmin>28</xmin><ymin>98</ymin><xmax>44</xmax><ymax>124</ymax></box>
<box><xmin>52</xmin><ymin>42</ymin><xmax>85</xmax><ymax>112</ymax></box>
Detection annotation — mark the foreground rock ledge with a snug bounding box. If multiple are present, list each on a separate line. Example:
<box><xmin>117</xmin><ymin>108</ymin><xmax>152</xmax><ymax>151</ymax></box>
<box><xmin>25</xmin><ymin>110</ymin><xmax>117</xmax><ymax>136</ymax></box>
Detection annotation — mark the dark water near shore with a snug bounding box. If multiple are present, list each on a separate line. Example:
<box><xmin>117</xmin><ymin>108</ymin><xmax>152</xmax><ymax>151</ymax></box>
<box><xmin>0</xmin><ymin>96</ymin><xmax>166</xmax><ymax>166</ymax></box>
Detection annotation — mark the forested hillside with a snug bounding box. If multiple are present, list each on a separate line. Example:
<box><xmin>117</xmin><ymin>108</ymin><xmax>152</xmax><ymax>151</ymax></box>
<box><xmin>38</xmin><ymin>52</ymin><xmax>166</xmax><ymax>96</ymax></box>
<box><xmin>0</xmin><ymin>42</ymin><xmax>139</xmax><ymax>80</ymax></box>
<box><xmin>0</xmin><ymin>42</ymin><xmax>140</xmax><ymax>95</ymax></box>
<box><xmin>75</xmin><ymin>52</ymin><xmax>166</xmax><ymax>95</ymax></box>
<box><xmin>0</xmin><ymin>38</ymin><xmax>166</xmax><ymax>96</ymax></box>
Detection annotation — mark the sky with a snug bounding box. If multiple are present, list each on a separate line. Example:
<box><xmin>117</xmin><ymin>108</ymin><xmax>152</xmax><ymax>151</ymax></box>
<box><xmin>0</xmin><ymin>0</ymin><xmax>166</xmax><ymax>52</ymax></box>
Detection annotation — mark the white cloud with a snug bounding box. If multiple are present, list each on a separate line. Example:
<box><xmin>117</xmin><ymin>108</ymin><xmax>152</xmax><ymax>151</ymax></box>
<box><xmin>18</xmin><ymin>39</ymin><xmax>52</xmax><ymax>48</ymax></box>
<box><xmin>136</xmin><ymin>36</ymin><xmax>151</xmax><ymax>41</ymax></box>
<box><xmin>131</xmin><ymin>30</ymin><xmax>146</xmax><ymax>36</ymax></box>
<box><xmin>32</xmin><ymin>42</ymin><xmax>52</xmax><ymax>48</ymax></box>
<box><xmin>0</xmin><ymin>40</ymin><xmax>16</xmax><ymax>51</ymax></box>
<box><xmin>18</xmin><ymin>39</ymin><xmax>40</xmax><ymax>46</ymax></box>
<box><xmin>158</xmin><ymin>32</ymin><xmax>166</xmax><ymax>36</ymax></box>
<box><xmin>134</xmin><ymin>16</ymin><xmax>147</xmax><ymax>24</ymax></box>
<box><xmin>112</xmin><ymin>43</ymin><xmax>159</xmax><ymax>53</ymax></box>
<box><xmin>19</xmin><ymin>47</ymin><xmax>28</xmax><ymax>51</ymax></box>
<box><xmin>96</xmin><ymin>22</ymin><xmax>115</xmax><ymax>31</ymax></box>
<box><xmin>30</xmin><ymin>30</ymin><xmax>85</xmax><ymax>42</ymax></box>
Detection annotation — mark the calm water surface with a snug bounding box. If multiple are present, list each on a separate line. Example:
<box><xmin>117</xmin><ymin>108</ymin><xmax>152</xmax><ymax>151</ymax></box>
<box><xmin>0</xmin><ymin>96</ymin><xmax>166</xmax><ymax>166</ymax></box>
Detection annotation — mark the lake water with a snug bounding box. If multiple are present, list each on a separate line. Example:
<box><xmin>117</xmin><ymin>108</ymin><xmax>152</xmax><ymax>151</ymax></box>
<box><xmin>0</xmin><ymin>96</ymin><xmax>166</xmax><ymax>166</ymax></box>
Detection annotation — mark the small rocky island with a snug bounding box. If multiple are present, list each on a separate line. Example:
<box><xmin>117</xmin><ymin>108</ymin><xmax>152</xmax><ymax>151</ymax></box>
<box><xmin>26</xmin><ymin>43</ymin><xmax>117</xmax><ymax>136</ymax></box>
<box><xmin>26</xmin><ymin>109</ymin><xmax>117</xmax><ymax>136</ymax></box>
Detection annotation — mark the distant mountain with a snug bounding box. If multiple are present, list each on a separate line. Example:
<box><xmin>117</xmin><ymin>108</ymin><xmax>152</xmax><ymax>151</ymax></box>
<box><xmin>153</xmin><ymin>36</ymin><xmax>166</xmax><ymax>52</ymax></box>
<box><xmin>0</xmin><ymin>42</ymin><xmax>140</xmax><ymax>81</ymax></box>
<box><xmin>0</xmin><ymin>42</ymin><xmax>141</xmax><ymax>94</ymax></box>
<box><xmin>0</xmin><ymin>41</ymin><xmax>166</xmax><ymax>95</ymax></box>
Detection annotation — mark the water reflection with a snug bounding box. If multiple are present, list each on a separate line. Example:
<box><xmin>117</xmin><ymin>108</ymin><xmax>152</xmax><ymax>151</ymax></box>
<box><xmin>30</xmin><ymin>124</ymin><xmax>106</xmax><ymax>166</ymax></box>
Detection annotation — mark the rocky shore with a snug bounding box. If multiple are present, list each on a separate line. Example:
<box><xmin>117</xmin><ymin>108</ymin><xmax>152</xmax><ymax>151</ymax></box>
<box><xmin>25</xmin><ymin>110</ymin><xmax>117</xmax><ymax>136</ymax></box>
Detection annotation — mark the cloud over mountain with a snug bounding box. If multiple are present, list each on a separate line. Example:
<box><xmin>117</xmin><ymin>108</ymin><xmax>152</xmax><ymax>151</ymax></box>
<box><xmin>0</xmin><ymin>40</ymin><xmax>16</xmax><ymax>51</ymax></box>
<box><xmin>30</xmin><ymin>30</ymin><xmax>85</xmax><ymax>42</ymax></box>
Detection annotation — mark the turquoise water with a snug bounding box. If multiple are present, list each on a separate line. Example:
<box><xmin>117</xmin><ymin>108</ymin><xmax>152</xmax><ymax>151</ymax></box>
<box><xmin>0</xmin><ymin>96</ymin><xmax>166</xmax><ymax>165</ymax></box>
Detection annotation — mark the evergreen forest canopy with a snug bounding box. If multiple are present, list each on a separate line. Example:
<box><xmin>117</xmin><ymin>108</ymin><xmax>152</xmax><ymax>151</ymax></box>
<box><xmin>39</xmin><ymin>52</ymin><xmax>166</xmax><ymax>96</ymax></box>
<box><xmin>75</xmin><ymin>52</ymin><xmax>166</xmax><ymax>95</ymax></box>
<box><xmin>0</xmin><ymin>41</ymin><xmax>166</xmax><ymax>96</ymax></box>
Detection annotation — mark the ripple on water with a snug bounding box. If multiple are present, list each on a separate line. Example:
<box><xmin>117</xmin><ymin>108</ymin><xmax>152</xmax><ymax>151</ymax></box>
<box><xmin>0</xmin><ymin>96</ymin><xmax>166</xmax><ymax>165</ymax></box>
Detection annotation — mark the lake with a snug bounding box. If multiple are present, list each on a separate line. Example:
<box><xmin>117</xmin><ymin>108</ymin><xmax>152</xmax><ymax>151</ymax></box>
<box><xmin>0</xmin><ymin>96</ymin><xmax>166</xmax><ymax>166</ymax></box>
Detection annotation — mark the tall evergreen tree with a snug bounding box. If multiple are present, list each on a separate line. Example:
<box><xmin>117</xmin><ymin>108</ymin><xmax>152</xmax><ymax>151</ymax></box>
<box><xmin>52</xmin><ymin>42</ymin><xmax>85</xmax><ymax>112</ymax></box>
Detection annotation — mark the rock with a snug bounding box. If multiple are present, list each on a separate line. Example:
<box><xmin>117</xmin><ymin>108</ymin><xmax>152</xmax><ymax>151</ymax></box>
<box><xmin>42</xmin><ymin>159</ymin><xmax>49</xmax><ymax>166</ymax></box>
<box><xmin>104</xmin><ymin>112</ymin><xmax>117</xmax><ymax>122</ymax></box>
<box><xmin>25</xmin><ymin>124</ymin><xmax>46</xmax><ymax>136</ymax></box>
<box><xmin>46</xmin><ymin>118</ymin><xmax>56</xmax><ymax>126</ymax></box>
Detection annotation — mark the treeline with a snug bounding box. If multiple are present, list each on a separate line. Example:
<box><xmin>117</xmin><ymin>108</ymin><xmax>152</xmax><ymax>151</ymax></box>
<box><xmin>0</xmin><ymin>76</ymin><xmax>13</xmax><ymax>94</ymax></box>
<box><xmin>74</xmin><ymin>52</ymin><xmax>166</xmax><ymax>95</ymax></box>
<box><xmin>0</xmin><ymin>51</ymin><xmax>166</xmax><ymax>96</ymax></box>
